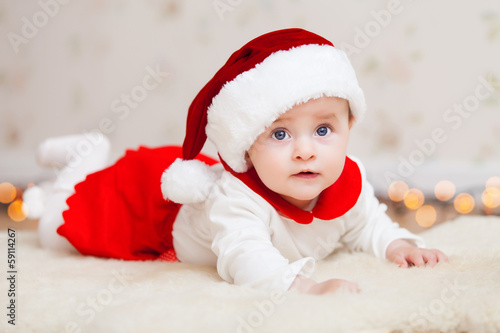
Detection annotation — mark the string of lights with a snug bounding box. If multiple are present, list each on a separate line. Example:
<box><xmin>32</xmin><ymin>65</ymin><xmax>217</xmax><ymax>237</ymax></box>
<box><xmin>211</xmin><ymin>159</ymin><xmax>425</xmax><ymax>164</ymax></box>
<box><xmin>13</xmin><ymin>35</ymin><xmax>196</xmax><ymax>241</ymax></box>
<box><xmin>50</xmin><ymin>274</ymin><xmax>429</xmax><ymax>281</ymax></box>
<box><xmin>0</xmin><ymin>182</ymin><xmax>29</xmax><ymax>222</ymax></box>
<box><xmin>386</xmin><ymin>176</ymin><xmax>500</xmax><ymax>228</ymax></box>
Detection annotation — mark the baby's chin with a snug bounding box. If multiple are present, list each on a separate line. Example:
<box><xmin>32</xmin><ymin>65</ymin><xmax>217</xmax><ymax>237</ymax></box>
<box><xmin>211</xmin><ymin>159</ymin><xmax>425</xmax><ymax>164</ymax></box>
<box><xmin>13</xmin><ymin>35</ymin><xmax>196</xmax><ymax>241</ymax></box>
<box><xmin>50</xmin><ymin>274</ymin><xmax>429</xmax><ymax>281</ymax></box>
<box><xmin>279</xmin><ymin>193</ymin><xmax>320</xmax><ymax>210</ymax></box>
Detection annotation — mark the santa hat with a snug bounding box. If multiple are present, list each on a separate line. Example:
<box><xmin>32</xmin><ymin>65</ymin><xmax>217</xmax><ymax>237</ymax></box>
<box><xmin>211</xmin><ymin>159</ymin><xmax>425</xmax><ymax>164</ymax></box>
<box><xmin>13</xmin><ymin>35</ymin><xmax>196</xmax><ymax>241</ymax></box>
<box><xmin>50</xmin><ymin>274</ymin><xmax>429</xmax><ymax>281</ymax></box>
<box><xmin>162</xmin><ymin>28</ymin><xmax>366</xmax><ymax>204</ymax></box>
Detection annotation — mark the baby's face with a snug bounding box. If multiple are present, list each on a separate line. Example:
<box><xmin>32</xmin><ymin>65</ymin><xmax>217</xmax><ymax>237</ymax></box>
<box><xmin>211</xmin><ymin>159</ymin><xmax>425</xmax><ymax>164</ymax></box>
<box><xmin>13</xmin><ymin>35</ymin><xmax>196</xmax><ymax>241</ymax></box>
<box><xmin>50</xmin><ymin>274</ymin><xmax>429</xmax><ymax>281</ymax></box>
<box><xmin>247</xmin><ymin>96</ymin><xmax>352</xmax><ymax>210</ymax></box>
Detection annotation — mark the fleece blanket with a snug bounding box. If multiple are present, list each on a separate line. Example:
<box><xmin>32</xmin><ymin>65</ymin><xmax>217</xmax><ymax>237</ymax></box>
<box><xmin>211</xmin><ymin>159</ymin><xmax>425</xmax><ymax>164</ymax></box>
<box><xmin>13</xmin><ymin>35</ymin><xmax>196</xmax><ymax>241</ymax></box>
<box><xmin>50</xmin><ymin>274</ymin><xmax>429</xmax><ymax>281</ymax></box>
<box><xmin>1</xmin><ymin>215</ymin><xmax>499</xmax><ymax>333</ymax></box>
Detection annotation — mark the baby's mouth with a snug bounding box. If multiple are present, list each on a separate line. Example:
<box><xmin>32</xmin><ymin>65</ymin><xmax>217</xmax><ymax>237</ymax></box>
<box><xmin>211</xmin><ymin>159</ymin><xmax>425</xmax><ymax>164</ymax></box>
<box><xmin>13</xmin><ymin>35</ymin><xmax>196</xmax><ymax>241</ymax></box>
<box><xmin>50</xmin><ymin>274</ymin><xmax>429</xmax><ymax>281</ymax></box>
<box><xmin>293</xmin><ymin>171</ymin><xmax>319</xmax><ymax>178</ymax></box>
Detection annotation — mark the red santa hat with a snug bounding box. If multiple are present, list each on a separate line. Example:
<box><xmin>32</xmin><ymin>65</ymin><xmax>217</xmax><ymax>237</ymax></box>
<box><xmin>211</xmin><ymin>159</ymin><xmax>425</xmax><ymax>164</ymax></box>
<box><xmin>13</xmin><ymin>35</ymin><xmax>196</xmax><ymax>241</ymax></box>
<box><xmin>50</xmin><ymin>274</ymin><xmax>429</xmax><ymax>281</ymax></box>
<box><xmin>161</xmin><ymin>28</ymin><xmax>366</xmax><ymax>204</ymax></box>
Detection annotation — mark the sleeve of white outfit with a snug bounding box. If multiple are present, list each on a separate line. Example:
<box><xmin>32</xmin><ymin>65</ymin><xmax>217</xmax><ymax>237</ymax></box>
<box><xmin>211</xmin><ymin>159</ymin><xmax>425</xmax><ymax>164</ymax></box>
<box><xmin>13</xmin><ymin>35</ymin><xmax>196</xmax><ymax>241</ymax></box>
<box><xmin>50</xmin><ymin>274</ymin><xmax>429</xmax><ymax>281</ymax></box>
<box><xmin>340</xmin><ymin>158</ymin><xmax>425</xmax><ymax>259</ymax></box>
<box><xmin>208</xmin><ymin>176</ymin><xmax>314</xmax><ymax>292</ymax></box>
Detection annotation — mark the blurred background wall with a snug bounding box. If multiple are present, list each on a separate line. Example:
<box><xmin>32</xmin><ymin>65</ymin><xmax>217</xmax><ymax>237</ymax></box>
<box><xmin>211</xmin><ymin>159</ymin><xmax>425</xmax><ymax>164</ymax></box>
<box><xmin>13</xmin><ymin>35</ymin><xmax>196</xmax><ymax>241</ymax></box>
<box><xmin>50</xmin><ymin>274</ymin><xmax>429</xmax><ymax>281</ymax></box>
<box><xmin>1</xmin><ymin>0</ymin><xmax>499</xmax><ymax>225</ymax></box>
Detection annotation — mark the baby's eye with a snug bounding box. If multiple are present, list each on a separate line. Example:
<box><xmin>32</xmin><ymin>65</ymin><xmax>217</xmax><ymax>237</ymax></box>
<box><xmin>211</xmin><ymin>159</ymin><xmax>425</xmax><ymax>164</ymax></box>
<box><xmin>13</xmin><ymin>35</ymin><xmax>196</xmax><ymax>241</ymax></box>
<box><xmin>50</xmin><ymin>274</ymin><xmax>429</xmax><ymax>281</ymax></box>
<box><xmin>316</xmin><ymin>126</ymin><xmax>331</xmax><ymax>137</ymax></box>
<box><xmin>272</xmin><ymin>130</ymin><xmax>289</xmax><ymax>141</ymax></box>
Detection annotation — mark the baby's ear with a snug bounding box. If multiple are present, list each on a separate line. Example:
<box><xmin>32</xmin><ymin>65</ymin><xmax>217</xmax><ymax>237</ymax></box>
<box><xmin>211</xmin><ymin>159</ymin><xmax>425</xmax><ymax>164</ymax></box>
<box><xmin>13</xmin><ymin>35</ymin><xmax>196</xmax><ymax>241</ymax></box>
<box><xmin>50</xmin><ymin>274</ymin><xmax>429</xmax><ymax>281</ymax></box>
<box><xmin>244</xmin><ymin>152</ymin><xmax>253</xmax><ymax>167</ymax></box>
<box><xmin>348</xmin><ymin>112</ymin><xmax>355</xmax><ymax>129</ymax></box>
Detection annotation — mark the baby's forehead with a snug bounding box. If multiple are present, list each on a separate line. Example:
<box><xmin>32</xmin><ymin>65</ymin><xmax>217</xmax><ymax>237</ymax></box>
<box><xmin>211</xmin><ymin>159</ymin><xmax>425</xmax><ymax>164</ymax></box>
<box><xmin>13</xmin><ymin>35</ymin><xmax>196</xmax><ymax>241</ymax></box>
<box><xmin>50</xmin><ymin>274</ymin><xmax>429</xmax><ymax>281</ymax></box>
<box><xmin>271</xmin><ymin>96</ymin><xmax>350</xmax><ymax>123</ymax></box>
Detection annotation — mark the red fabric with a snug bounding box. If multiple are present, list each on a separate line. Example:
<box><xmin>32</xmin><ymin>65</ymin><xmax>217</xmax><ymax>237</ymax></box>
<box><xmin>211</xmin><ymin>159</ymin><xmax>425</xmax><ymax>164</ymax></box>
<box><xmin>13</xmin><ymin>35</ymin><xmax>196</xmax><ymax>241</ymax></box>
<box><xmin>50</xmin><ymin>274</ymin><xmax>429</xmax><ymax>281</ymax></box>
<box><xmin>157</xmin><ymin>249</ymin><xmax>178</xmax><ymax>262</ymax></box>
<box><xmin>221</xmin><ymin>157</ymin><xmax>362</xmax><ymax>224</ymax></box>
<box><xmin>58</xmin><ymin>146</ymin><xmax>218</xmax><ymax>261</ymax></box>
<box><xmin>183</xmin><ymin>28</ymin><xmax>334</xmax><ymax>161</ymax></box>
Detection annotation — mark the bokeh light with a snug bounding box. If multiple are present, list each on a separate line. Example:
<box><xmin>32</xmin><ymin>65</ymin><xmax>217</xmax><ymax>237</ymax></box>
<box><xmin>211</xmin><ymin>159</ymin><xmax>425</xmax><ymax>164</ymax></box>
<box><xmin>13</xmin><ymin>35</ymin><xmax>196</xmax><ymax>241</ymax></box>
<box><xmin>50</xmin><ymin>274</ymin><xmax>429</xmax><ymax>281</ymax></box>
<box><xmin>434</xmin><ymin>180</ymin><xmax>456</xmax><ymax>201</ymax></box>
<box><xmin>486</xmin><ymin>176</ymin><xmax>500</xmax><ymax>189</ymax></box>
<box><xmin>7</xmin><ymin>199</ymin><xmax>27</xmax><ymax>222</ymax></box>
<box><xmin>0</xmin><ymin>182</ymin><xmax>17</xmax><ymax>204</ymax></box>
<box><xmin>415</xmin><ymin>205</ymin><xmax>437</xmax><ymax>228</ymax></box>
<box><xmin>454</xmin><ymin>193</ymin><xmax>475</xmax><ymax>214</ymax></box>
<box><xmin>482</xmin><ymin>187</ymin><xmax>500</xmax><ymax>209</ymax></box>
<box><xmin>388</xmin><ymin>180</ymin><xmax>409</xmax><ymax>202</ymax></box>
<box><xmin>404</xmin><ymin>188</ymin><xmax>425</xmax><ymax>210</ymax></box>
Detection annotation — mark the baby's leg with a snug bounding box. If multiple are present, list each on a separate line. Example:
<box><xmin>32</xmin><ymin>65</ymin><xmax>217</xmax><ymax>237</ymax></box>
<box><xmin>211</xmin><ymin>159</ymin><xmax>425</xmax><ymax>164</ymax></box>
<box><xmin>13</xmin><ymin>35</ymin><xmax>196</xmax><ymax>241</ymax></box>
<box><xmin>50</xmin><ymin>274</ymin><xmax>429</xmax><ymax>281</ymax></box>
<box><xmin>40</xmin><ymin>134</ymin><xmax>110</xmax><ymax>191</ymax></box>
<box><xmin>38</xmin><ymin>190</ymin><xmax>76</xmax><ymax>251</ymax></box>
<box><xmin>29</xmin><ymin>134</ymin><xmax>110</xmax><ymax>251</ymax></box>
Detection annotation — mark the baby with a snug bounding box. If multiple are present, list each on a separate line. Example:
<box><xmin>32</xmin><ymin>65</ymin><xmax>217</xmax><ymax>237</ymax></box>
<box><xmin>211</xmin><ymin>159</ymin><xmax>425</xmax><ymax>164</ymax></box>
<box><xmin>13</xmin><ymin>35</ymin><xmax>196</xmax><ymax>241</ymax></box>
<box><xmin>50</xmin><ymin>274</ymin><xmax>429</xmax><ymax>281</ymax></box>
<box><xmin>26</xmin><ymin>28</ymin><xmax>447</xmax><ymax>295</ymax></box>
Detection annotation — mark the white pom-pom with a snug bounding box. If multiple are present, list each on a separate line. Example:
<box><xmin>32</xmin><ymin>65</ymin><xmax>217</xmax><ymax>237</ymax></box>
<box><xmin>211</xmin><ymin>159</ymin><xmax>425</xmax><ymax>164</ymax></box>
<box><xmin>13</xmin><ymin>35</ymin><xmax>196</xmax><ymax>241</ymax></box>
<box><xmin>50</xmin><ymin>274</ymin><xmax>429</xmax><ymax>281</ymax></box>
<box><xmin>161</xmin><ymin>159</ymin><xmax>221</xmax><ymax>204</ymax></box>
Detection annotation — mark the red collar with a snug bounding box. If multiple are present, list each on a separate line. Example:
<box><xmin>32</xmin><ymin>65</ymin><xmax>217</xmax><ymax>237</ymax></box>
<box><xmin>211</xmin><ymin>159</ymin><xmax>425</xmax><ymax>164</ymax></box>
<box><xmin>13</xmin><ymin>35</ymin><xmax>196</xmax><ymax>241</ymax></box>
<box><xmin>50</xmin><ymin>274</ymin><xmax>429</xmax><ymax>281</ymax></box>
<box><xmin>220</xmin><ymin>157</ymin><xmax>362</xmax><ymax>224</ymax></box>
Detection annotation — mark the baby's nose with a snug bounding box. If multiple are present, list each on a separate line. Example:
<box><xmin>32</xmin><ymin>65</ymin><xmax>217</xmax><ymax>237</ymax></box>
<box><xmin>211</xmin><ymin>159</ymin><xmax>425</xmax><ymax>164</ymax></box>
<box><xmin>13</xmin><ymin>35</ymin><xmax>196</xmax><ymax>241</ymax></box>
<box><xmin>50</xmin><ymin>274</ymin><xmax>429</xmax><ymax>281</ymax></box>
<box><xmin>293</xmin><ymin>138</ymin><xmax>316</xmax><ymax>161</ymax></box>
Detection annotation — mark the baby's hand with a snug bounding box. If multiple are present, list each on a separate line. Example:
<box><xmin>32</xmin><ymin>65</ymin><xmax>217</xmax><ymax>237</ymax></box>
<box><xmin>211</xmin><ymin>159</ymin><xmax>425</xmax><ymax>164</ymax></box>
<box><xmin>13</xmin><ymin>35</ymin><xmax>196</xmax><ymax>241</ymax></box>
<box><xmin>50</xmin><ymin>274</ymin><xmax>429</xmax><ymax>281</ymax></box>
<box><xmin>289</xmin><ymin>275</ymin><xmax>360</xmax><ymax>295</ymax></box>
<box><xmin>386</xmin><ymin>239</ymin><xmax>448</xmax><ymax>268</ymax></box>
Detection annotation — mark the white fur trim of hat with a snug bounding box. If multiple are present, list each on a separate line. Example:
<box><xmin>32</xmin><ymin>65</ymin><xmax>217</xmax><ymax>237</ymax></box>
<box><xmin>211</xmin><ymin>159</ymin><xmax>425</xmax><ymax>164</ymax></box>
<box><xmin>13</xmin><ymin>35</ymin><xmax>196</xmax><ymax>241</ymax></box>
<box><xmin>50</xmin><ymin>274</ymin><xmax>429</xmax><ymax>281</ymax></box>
<box><xmin>206</xmin><ymin>44</ymin><xmax>366</xmax><ymax>173</ymax></box>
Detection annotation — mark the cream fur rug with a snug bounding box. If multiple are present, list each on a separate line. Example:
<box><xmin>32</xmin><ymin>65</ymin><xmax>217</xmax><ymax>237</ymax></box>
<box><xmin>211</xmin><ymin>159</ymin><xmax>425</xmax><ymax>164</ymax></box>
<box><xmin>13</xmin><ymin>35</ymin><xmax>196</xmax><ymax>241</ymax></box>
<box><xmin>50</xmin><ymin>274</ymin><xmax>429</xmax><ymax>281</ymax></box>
<box><xmin>1</xmin><ymin>215</ymin><xmax>500</xmax><ymax>333</ymax></box>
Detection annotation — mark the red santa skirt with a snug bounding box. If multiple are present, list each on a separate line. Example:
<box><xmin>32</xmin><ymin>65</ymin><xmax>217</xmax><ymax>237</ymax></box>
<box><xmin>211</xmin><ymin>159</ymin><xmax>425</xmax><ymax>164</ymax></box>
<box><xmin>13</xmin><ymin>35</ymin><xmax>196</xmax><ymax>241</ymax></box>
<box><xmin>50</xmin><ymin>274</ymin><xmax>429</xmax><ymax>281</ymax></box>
<box><xmin>58</xmin><ymin>146</ymin><xmax>218</xmax><ymax>261</ymax></box>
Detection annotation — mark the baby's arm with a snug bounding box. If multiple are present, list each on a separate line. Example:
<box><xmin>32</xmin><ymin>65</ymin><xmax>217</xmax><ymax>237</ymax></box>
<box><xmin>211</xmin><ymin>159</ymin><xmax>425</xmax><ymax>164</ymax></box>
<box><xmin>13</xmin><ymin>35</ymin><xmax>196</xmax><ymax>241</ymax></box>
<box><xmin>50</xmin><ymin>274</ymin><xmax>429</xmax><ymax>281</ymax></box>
<box><xmin>385</xmin><ymin>239</ymin><xmax>448</xmax><ymax>268</ymax></box>
<box><xmin>209</xmin><ymin>179</ymin><xmax>314</xmax><ymax>291</ymax></box>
